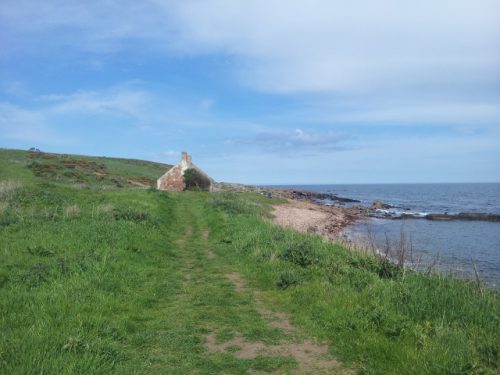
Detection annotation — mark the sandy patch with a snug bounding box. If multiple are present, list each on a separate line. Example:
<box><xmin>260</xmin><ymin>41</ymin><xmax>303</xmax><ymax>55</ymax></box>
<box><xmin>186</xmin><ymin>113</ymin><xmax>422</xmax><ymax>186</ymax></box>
<box><xmin>271</xmin><ymin>200</ymin><xmax>359</xmax><ymax>239</ymax></box>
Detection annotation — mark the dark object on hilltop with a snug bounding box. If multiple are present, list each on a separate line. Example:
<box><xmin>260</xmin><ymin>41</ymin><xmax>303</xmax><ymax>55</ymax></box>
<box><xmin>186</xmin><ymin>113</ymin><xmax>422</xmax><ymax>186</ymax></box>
<box><xmin>28</xmin><ymin>147</ymin><xmax>41</xmax><ymax>153</ymax></box>
<box><xmin>157</xmin><ymin>152</ymin><xmax>214</xmax><ymax>192</ymax></box>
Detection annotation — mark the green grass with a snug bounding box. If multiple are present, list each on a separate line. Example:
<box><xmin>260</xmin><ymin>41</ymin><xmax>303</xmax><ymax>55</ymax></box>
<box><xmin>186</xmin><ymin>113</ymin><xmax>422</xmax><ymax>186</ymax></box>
<box><xmin>0</xmin><ymin>148</ymin><xmax>498</xmax><ymax>374</ymax></box>
<box><xmin>0</xmin><ymin>148</ymin><xmax>171</xmax><ymax>188</ymax></box>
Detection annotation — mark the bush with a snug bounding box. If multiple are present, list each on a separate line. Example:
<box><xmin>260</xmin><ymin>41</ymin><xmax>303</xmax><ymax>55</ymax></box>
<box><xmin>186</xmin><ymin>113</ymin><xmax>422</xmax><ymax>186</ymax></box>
<box><xmin>113</xmin><ymin>208</ymin><xmax>150</xmax><ymax>222</ymax></box>
<box><xmin>280</xmin><ymin>241</ymin><xmax>318</xmax><ymax>267</ymax></box>
<box><xmin>0</xmin><ymin>214</ymin><xmax>18</xmax><ymax>227</ymax></box>
<box><xmin>183</xmin><ymin>168</ymin><xmax>211</xmax><ymax>191</ymax></box>
<box><xmin>276</xmin><ymin>269</ymin><xmax>303</xmax><ymax>289</ymax></box>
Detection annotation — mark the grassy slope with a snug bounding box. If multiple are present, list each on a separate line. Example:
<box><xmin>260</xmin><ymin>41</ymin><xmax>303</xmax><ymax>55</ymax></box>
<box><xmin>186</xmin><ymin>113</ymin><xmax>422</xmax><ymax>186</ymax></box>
<box><xmin>0</xmin><ymin>149</ymin><xmax>498</xmax><ymax>374</ymax></box>
<box><xmin>0</xmin><ymin>148</ymin><xmax>172</xmax><ymax>188</ymax></box>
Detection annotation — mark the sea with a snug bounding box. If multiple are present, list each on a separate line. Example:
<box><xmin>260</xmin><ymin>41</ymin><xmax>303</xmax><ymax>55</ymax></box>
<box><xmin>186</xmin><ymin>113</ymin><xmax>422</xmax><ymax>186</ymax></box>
<box><xmin>273</xmin><ymin>183</ymin><xmax>500</xmax><ymax>287</ymax></box>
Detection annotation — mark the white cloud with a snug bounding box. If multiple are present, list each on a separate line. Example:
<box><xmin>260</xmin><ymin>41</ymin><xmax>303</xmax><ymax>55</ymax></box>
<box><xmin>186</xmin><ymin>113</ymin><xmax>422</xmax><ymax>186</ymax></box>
<box><xmin>2</xmin><ymin>1</ymin><xmax>499</xmax><ymax>94</ymax></box>
<box><xmin>281</xmin><ymin>100</ymin><xmax>500</xmax><ymax>127</ymax></box>
<box><xmin>226</xmin><ymin>128</ymin><xmax>353</xmax><ymax>154</ymax></box>
<box><xmin>1</xmin><ymin>0</ymin><xmax>498</xmax><ymax>128</ymax></box>
<box><xmin>167</xmin><ymin>0</ymin><xmax>500</xmax><ymax>94</ymax></box>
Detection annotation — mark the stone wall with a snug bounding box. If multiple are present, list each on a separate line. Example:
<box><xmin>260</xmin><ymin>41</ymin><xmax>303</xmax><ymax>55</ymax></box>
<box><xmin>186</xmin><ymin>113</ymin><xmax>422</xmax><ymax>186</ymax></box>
<box><xmin>157</xmin><ymin>164</ymin><xmax>186</xmax><ymax>191</ymax></box>
<box><xmin>157</xmin><ymin>152</ymin><xmax>214</xmax><ymax>192</ymax></box>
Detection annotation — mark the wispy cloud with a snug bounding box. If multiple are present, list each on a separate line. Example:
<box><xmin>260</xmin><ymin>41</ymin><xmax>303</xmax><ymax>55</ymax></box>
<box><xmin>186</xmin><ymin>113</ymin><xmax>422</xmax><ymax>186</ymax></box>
<box><xmin>2</xmin><ymin>1</ymin><xmax>498</xmax><ymax>127</ymax></box>
<box><xmin>0</xmin><ymin>84</ymin><xmax>197</xmax><ymax>146</ymax></box>
<box><xmin>2</xmin><ymin>1</ymin><xmax>499</xmax><ymax>94</ymax></box>
<box><xmin>226</xmin><ymin>129</ymin><xmax>353</xmax><ymax>155</ymax></box>
<box><xmin>0</xmin><ymin>102</ymin><xmax>75</xmax><ymax>145</ymax></box>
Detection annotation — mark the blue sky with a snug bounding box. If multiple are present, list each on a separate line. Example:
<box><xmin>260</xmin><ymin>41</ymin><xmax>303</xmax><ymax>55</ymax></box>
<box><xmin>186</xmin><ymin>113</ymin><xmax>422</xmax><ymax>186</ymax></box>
<box><xmin>1</xmin><ymin>0</ymin><xmax>499</xmax><ymax>184</ymax></box>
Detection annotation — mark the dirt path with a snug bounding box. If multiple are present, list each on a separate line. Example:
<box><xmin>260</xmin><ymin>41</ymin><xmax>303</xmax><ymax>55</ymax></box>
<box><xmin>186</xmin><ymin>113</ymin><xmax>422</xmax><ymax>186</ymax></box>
<box><xmin>170</xmin><ymin>199</ymin><xmax>351</xmax><ymax>374</ymax></box>
<box><xmin>206</xmin><ymin>268</ymin><xmax>349</xmax><ymax>374</ymax></box>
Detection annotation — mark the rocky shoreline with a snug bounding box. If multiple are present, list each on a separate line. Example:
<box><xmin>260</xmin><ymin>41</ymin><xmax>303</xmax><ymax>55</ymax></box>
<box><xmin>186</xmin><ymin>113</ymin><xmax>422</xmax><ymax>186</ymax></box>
<box><xmin>256</xmin><ymin>187</ymin><xmax>500</xmax><ymax>223</ymax></box>
<box><xmin>215</xmin><ymin>183</ymin><xmax>500</xmax><ymax>231</ymax></box>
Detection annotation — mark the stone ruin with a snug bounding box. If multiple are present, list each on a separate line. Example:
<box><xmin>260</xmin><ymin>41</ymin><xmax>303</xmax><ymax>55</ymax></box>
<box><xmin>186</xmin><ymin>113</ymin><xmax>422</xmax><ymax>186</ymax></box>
<box><xmin>157</xmin><ymin>152</ymin><xmax>214</xmax><ymax>192</ymax></box>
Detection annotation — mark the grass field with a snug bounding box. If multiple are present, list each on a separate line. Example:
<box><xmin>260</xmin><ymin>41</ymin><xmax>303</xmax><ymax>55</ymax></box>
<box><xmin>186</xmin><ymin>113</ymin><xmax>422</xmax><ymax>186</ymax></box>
<box><xmin>1</xmin><ymin>149</ymin><xmax>498</xmax><ymax>374</ymax></box>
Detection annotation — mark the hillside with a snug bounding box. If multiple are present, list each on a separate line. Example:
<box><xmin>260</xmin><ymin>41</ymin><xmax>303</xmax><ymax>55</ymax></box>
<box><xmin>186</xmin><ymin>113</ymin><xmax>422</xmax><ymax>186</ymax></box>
<box><xmin>0</xmin><ymin>148</ymin><xmax>172</xmax><ymax>188</ymax></box>
<box><xmin>0</xmin><ymin>148</ymin><xmax>498</xmax><ymax>374</ymax></box>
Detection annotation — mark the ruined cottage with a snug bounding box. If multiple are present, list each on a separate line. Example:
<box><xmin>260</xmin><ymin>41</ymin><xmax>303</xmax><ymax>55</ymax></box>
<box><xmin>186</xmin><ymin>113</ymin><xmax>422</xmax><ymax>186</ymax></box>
<box><xmin>157</xmin><ymin>152</ymin><xmax>214</xmax><ymax>192</ymax></box>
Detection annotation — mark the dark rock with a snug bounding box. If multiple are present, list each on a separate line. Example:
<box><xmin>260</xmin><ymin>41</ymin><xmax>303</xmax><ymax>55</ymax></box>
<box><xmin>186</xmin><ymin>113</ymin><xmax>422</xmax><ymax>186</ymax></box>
<box><xmin>371</xmin><ymin>200</ymin><xmax>394</xmax><ymax>210</ymax></box>
<box><xmin>425</xmin><ymin>212</ymin><xmax>500</xmax><ymax>222</ymax></box>
<box><xmin>456</xmin><ymin>212</ymin><xmax>500</xmax><ymax>221</ymax></box>
<box><xmin>425</xmin><ymin>213</ymin><xmax>453</xmax><ymax>221</ymax></box>
<box><xmin>393</xmin><ymin>213</ymin><xmax>421</xmax><ymax>220</ymax></box>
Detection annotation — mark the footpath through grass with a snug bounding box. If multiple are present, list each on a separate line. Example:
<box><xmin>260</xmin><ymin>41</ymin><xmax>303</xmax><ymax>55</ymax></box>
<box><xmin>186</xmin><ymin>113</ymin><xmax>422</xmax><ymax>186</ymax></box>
<box><xmin>1</xmin><ymin>149</ymin><xmax>499</xmax><ymax>374</ymax></box>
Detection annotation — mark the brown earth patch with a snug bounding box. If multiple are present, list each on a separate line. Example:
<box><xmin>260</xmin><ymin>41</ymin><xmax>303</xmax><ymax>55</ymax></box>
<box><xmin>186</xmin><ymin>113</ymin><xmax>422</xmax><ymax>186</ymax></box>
<box><xmin>271</xmin><ymin>199</ymin><xmax>360</xmax><ymax>239</ymax></box>
<box><xmin>205</xmin><ymin>332</ymin><xmax>346</xmax><ymax>374</ymax></box>
<box><xmin>201</xmin><ymin>229</ymin><xmax>209</xmax><ymax>240</ymax></box>
<box><xmin>218</xmin><ymin>273</ymin><xmax>351</xmax><ymax>373</ymax></box>
<box><xmin>262</xmin><ymin>310</ymin><xmax>295</xmax><ymax>333</ymax></box>
<box><xmin>226</xmin><ymin>274</ymin><xmax>294</xmax><ymax>333</ymax></box>
<box><xmin>205</xmin><ymin>332</ymin><xmax>266</xmax><ymax>360</ymax></box>
<box><xmin>207</xmin><ymin>251</ymin><xmax>217</xmax><ymax>259</ymax></box>
<box><xmin>225</xmin><ymin>272</ymin><xmax>246</xmax><ymax>293</ymax></box>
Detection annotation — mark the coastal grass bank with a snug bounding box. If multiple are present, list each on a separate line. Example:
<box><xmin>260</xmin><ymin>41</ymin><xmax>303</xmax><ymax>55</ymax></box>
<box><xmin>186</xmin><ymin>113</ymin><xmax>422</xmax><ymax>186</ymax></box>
<box><xmin>0</xmin><ymin>149</ymin><xmax>498</xmax><ymax>374</ymax></box>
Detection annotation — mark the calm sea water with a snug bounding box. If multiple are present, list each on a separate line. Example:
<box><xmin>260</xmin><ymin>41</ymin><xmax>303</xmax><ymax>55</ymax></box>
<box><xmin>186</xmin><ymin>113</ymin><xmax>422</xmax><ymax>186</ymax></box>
<box><xmin>273</xmin><ymin>184</ymin><xmax>500</xmax><ymax>287</ymax></box>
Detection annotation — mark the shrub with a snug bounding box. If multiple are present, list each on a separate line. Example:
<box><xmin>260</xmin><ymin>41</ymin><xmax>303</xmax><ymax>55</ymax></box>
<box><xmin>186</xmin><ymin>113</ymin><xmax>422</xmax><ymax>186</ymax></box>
<box><xmin>27</xmin><ymin>245</ymin><xmax>55</xmax><ymax>257</ymax></box>
<box><xmin>280</xmin><ymin>240</ymin><xmax>318</xmax><ymax>267</ymax></box>
<box><xmin>276</xmin><ymin>269</ymin><xmax>303</xmax><ymax>289</ymax></box>
<box><xmin>183</xmin><ymin>168</ymin><xmax>211</xmax><ymax>191</ymax></box>
<box><xmin>113</xmin><ymin>208</ymin><xmax>150</xmax><ymax>222</ymax></box>
<box><xmin>377</xmin><ymin>259</ymin><xmax>403</xmax><ymax>280</ymax></box>
<box><xmin>0</xmin><ymin>214</ymin><xmax>18</xmax><ymax>227</ymax></box>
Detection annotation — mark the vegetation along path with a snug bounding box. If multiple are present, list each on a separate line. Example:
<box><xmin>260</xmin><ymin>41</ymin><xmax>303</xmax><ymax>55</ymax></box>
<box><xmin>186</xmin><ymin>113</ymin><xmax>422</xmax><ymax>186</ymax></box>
<box><xmin>1</xmin><ymin>149</ymin><xmax>498</xmax><ymax>374</ymax></box>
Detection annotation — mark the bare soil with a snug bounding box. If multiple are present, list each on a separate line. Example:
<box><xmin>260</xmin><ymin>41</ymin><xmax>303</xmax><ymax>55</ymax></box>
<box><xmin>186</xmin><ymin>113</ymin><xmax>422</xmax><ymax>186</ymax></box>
<box><xmin>219</xmin><ymin>271</ymin><xmax>351</xmax><ymax>374</ymax></box>
<box><xmin>271</xmin><ymin>199</ymin><xmax>361</xmax><ymax>239</ymax></box>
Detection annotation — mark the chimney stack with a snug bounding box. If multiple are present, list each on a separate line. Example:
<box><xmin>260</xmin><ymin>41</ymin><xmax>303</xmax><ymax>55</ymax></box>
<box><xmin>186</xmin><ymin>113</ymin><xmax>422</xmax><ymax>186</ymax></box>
<box><xmin>181</xmin><ymin>152</ymin><xmax>188</xmax><ymax>163</ymax></box>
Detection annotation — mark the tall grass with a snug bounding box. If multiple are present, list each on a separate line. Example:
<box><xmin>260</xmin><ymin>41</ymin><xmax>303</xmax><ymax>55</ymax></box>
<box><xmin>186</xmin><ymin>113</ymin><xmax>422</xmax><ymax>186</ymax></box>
<box><xmin>208</xmin><ymin>192</ymin><xmax>500</xmax><ymax>374</ymax></box>
<box><xmin>0</xmin><ymin>180</ymin><xmax>22</xmax><ymax>200</ymax></box>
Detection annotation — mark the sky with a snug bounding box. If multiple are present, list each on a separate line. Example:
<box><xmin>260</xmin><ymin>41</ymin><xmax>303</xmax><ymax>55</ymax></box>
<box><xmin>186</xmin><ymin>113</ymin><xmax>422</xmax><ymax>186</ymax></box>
<box><xmin>1</xmin><ymin>0</ymin><xmax>499</xmax><ymax>184</ymax></box>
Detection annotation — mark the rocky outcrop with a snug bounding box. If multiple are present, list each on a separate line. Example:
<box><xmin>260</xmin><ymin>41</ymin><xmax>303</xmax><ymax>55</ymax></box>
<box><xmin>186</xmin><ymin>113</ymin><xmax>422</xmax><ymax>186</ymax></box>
<box><xmin>259</xmin><ymin>188</ymin><xmax>360</xmax><ymax>204</ymax></box>
<box><xmin>370</xmin><ymin>200</ymin><xmax>394</xmax><ymax>209</ymax></box>
<box><xmin>425</xmin><ymin>212</ymin><xmax>500</xmax><ymax>222</ymax></box>
<box><xmin>226</xmin><ymin>185</ymin><xmax>500</xmax><ymax>224</ymax></box>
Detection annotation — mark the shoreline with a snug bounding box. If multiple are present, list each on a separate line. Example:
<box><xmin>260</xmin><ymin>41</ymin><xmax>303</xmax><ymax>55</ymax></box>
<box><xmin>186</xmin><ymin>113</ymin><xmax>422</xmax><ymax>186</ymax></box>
<box><xmin>252</xmin><ymin>186</ymin><xmax>500</xmax><ymax>223</ymax></box>
<box><xmin>270</xmin><ymin>198</ymin><xmax>363</xmax><ymax>241</ymax></box>
<box><xmin>260</xmin><ymin>186</ymin><xmax>499</xmax><ymax>288</ymax></box>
